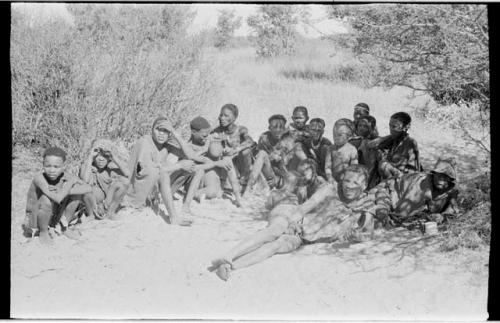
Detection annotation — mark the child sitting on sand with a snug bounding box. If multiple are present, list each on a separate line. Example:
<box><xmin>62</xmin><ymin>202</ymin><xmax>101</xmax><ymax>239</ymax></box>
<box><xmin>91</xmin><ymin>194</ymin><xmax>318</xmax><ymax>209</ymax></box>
<box><xmin>369</xmin><ymin>111</ymin><xmax>420</xmax><ymax>179</ymax></box>
<box><xmin>351</xmin><ymin>115</ymin><xmax>381</xmax><ymax>190</ymax></box>
<box><xmin>289</xmin><ymin>106</ymin><xmax>311</xmax><ymax>144</ymax></box>
<box><xmin>24</xmin><ymin>147</ymin><xmax>94</xmax><ymax>245</ymax></box>
<box><xmin>303</xmin><ymin>118</ymin><xmax>332</xmax><ymax>180</ymax></box>
<box><xmin>245</xmin><ymin>114</ymin><xmax>288</xmax><ymax>193</ymax></box>
<box><xmin>324</xmin><ymin>119</ymin><xmax>359</xmax><ymax>184</ymax></box>
<box><xmin>80</xmin><ymin>141</ymin><xmax>130</xmax><ymax>219</ymax></box>
<box><xmin>374</xmin><ymin>158</ymin><xmax>459</xmax><ymax>228</ymax></box>
<box><xmin>182</xmin><ymin>140</ymin><xmax>243</xmax><ymax>212</ymax></box>
<box><xmin>211</xmin><ymin>103</ymin><xmax>256</xmax><ymax>189</ymax></box>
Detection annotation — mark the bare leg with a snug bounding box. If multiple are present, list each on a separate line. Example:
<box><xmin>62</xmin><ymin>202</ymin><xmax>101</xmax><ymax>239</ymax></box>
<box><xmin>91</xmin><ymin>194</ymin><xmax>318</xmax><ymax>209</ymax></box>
<box><xmin>36</xmin><ymin>195</ymin><xmax>54</xmax><ymax>245</ymax></box>
<box><xmin>202</xmin><ymin>170</ymin><xmax>223</xmax><ymax>199</ymax></box>
<box><xmin>182</xmin><ymin>168</ymin><xmax>205</xmax><ymax>212</ymax></box>
<box><xmin>108</xmin><ymin>182</ymin><xmax>130</xmax><ymax>218</ymax></box>
<box><xmin>234</xmin><ymin>148</ymin><xmax>253</xmax><ymax>187</ymax></box>
<box><xmin>214</xmin><ymin>216</ymin><xmax>290</xmax><ymax>264</ymax></box>
<box><xmin>226</xmin><ymin>167</ymin><xmax>243</xmax><ymax>207</ymax></box>
<box><xmin>246</xmin><ymin>151</ymin><xmax>266</xmax><ymax>190</ymax></box>
<box><xmin>82</xmin><ymin>191</ymin><xmax>99</xmax><ymax>220</ymax></box>
<box><xmin>213</xmin><ymin>234</ymin><xmax>302</xmax><ymax>281</ymax></box>
<box><xmin>232</xmin><ymin>234</ymin><xmax>302</xmax><ymax>269</ymax></box>
<box><xmin>159</xmin><ymin>172</ymin><xmax>191</xmax><ymax>226</ymax></box>
<box><xmin>62</xmin><ymin>198</ymin><xmax>83</xmax><ymax>240</ymax></box>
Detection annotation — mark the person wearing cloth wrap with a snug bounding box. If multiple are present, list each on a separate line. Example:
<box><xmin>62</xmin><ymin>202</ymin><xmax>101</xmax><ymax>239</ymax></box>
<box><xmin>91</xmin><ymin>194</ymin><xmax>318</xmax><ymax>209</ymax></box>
<box><xmin>373</xmin><ymin>158</ymin><xmax>459</xmax><ymax>228</ymax></box>
<box><xmin>211</xmin><ymin>103</ymin><xmax>256</xmax><ymax>189</ymax></box>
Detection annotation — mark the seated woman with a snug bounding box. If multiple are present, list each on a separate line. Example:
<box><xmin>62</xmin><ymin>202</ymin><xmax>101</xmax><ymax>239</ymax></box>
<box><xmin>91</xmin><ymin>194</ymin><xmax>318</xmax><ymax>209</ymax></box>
<box><xmin>211</xmin><ymin>103</ymin><xmax>256</xmax><ymax>190</ymax></box>
<box><xmin>182</xmin><ymin>140</ymin><xmax>244</xmax><ymax>213</ymax></box>
<box><xmin>108</xmin><ymin>116</ymin><xmax>210</xmax><ymax>226</ymax></box>
<box><xmin>80</xmin><ymin>141</ymin><xmax>130</xmax><ymax>220</ymax></box>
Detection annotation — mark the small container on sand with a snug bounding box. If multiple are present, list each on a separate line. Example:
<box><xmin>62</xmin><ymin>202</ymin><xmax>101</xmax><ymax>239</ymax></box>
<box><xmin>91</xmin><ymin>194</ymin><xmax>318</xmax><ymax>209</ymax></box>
<box><xmin>424</xmin><ymin>221</ymin><xmax>438</xmax><ymax>236</ymax></box>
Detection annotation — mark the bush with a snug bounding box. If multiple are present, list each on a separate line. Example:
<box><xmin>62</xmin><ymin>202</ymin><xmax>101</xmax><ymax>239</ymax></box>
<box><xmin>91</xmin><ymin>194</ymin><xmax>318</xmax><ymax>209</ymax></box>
<box><xmin>439</xmin><ymin>172</ymin><xmax>491</xmax><ymax>251</ymax></box>
<box><xmin>11</xmin><ymin>4</ymin><xmax>214</xmax><ymax>169</ymax></box>
<box><xmin>214</xmin><ymin>9</ymin><xmax>242</xmax><ymax>50</ymax></box>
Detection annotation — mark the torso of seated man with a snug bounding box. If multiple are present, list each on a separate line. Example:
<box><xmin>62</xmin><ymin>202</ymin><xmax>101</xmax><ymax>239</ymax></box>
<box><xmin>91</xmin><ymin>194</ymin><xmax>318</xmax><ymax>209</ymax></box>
<box><xmin>381</xmin><ymin>134</ymin><xmax>418</xmax><ymax>172</ymax></box>
<box><xmin>211</xmin><ymin>124</ymin><xmax>250</xmax><ymax>149</ymax></box>
<box><xmin>257</xmin><ymin>130</ymin><xmax>281</xmax><ymax>155</ymax></box>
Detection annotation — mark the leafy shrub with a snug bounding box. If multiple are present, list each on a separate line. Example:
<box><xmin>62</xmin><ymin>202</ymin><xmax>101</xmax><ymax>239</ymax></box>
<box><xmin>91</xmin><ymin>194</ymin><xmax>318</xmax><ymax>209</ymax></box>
<box><xmin>11</xmin><ymin>4</ymin><xmax>214</xmax><ymax>168</ymax></box>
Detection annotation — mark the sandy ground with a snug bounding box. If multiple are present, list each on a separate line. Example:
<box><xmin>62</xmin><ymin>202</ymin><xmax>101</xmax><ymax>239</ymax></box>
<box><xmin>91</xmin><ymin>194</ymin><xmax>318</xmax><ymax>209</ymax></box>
<box><xmin>10</xmin><ymin>155</ymin><xmax>488</xmax><ymax>320</ymax></box>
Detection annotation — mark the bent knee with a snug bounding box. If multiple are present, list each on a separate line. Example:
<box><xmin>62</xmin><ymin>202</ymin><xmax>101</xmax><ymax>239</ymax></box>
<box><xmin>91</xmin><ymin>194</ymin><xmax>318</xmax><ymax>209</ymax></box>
<box><xmin>275</xmin><ymin>235</ymin><xmax>302</xmax><ymax>253</ymax></box>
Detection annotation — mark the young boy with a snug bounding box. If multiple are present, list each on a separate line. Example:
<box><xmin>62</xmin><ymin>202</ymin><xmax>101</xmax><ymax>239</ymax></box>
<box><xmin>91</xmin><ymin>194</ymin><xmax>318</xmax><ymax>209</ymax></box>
<box><xmin>289</xmin><ymin>106</ymin><xmax>311</xmax><ymax>144</ymax></box>
<box><xmin>211</xmin><ymin>103</ymin><xmax>256</xmax><ymax>189</ymax></box>
<box><xmin>80</xmin><ymin>143</ymin><xmax>130</xmax><ymax>219</ymax></box>
<box><xmin>373</xmin><ymin>158</ymin><xmax>459</xmax><ymax>228</ymax></box>
<box><xmin>182</xmin><ymin>140</ymin><xmax>243</xmax><ymax>212</ymax></box>
<box><xmin>296</xmin><ymin>158</ymin><xmax>328</xmax><ymax>204</ymax></box>
<box><xmin>351</xmin><ymin>115</ymin><xmax>382</xmax><ymax>190</ymax></box>
<box><xmin>271</xmin><ymin>131</ymin><xmax>309</xmax><ymax>180</ymax></box>
<box><xmin>303</xmin><ymin>118</ymin><xmax>332</xmax><ymax>180</ymax></box>
<box><xmin>245</xmin><ymin>114</ymin><xmax>288</xmax><ymax>193</ymax></box>
<box><xmin>24</xmin><ymin>147</ymin><xmax>94</xmax><ymax>245</ymax></box>
<box><xmin>324</xmin><ymin>120</ymin><xmax>358</xmax><ymax>184</ymax></box>
<box><xmin>369</xmin><ymin>112</ymin><xmax>420</xmax><ymax>179</ymax></box>
<box><xmin>169</xmin><ymin>116</ymin><xmax>213</xmax><ymax>195</ymax></box>
<box><xmin>208</xmin><ymin>165</ymin><xmax>374</xmax><ymax>281</ymax></box>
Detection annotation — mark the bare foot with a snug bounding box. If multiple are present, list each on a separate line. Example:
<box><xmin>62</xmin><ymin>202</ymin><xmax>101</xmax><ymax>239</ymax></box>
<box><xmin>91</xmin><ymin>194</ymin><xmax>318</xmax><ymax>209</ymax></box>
<box><xmin>64</xmin><ymin>228</ymin><xmax>82</xmax><ymax>240</ymax></box>
<box><xmin>39</xmin><ymin>231</ymin><xmax>54</xmax><ymax>245</ymax></box>
<box><xmin>215</xmin><ymin>263</ymin><xmax>231</xmax><ymax>281</ymax></box>
<box><xmin>169</xmin><ymin>216</ymin><xmax>192</xmax><ymax>226</ymax></box>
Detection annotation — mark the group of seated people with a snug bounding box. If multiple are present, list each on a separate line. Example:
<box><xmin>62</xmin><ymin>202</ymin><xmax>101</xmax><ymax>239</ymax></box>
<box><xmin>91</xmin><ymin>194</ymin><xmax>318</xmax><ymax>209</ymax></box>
<box><xmin>23</xmin><ymin>102</ymin><xmax>460</xmax><ymax>279</ymax></box>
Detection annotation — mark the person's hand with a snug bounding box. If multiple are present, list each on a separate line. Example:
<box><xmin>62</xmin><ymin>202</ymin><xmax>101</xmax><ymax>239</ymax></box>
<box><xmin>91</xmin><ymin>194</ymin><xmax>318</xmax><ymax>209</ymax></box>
<box><xmin>179</xmin><ymin>159</ymin><xmax>195</xmax><ymax>172</ymax></box>
<box><xmin>90</xmin><ymin>147</ymin><xmax>100</xmax><ymax>158</ymax></box>
<box><xmin>428</xmin><ymin>213</ymin><xmax>444</xmax><ymax>224</ymax></box>
<box><xmin>217</xmin><ymin>157</ymin><xmax>233</xmax><ymax>170</ymax></box>
<box><xmin>269</xmin><ymin>150</ymin><xmax>281</xmax><ymax>162</ymax></box>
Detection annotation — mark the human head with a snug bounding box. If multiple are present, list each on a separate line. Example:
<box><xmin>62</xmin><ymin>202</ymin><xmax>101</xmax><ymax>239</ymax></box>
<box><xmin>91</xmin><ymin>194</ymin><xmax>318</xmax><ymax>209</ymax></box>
<box><xmin>42</xmin><ymin>147</ymin><xmax>67</xmax><ymax>181</ymax></box>
<box><xmin>219</xmin><ymin>103</ymin><xmax>238</xmax><ymax>127</ymax></box>
<box><xmin>333</xmin><ymin>119</ymin><xmax>354</xmax><ymax>147</ymax></box>
<box><xmin>152</xmin><ymin>116</ymin><xmax>172</xmax><ymax>145</ymax></box>
<box><xmin>291</xmin><ymin>106</ymin><xmax>309</xmax><ymax>129</ymax></box>
<box><xmin>190</xmin><ymin>116</ymin><xmax>211</xmax><ymax>145</ymax></box>
<box><xmin>356</xmin><ymin>115</ymin><xmax>377</xmax><ymax>138</ymax></box>
<box><xmin>308</xmin><ymin>118</ymin><xmax>325</xmax><ymax>141</ymax></box>
<box><xmin>93</xmin><ymin>147</ymin><xmax>112</xmax><ymax>170</ymax></box>
<box><xmin>278</xmin><ymin>131</ymin><xmax>296</xmax><ymax>151</ymax></box>
<box><xmin>207</xmin><ymin>140</ymin><xmax>224</xmax><ymax>159</ymax></box>
<box><xmin>268</xmin><ymin>114</ymin><xmax>287</xmax><ymax>140</ymax></box>
<box><xmin>297</xmin><ymin>158</ymin><xmax>317</xmax><ymax>184</ymax></box>
<box><xmin>353</xmin><ymin>103</ymin><xmax>370</xmax><ymax>122</ymax></box>
<box><xmin>431</xmin><ymin>158</ymin><xmax>457</xmax><ymax>191</ymax></box>
<box><xmin>339</xmin><ymin>164</ymin><xmax>369</xmax><ymax>202</ymax></box>
<box><xmin>389</xmin><ymin>112</ymin><xmax>411</xmax><ymax>137</ymax></box>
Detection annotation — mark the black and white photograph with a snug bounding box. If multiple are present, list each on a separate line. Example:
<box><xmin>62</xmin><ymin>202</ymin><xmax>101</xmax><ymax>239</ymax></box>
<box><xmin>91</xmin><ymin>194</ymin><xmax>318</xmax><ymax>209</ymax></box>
<box><xmin>10</xmin><ymin>2</ymin><xmax>490</xmax><ymax>320</ymax></box>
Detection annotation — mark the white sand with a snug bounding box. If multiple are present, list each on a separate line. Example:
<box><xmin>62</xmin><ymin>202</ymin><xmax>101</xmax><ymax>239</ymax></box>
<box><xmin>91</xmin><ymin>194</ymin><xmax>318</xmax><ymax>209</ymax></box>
<box><xmin>11</xmin><ymin>170</ymin><xmax>488</xmax><ymax>320</ymax></box>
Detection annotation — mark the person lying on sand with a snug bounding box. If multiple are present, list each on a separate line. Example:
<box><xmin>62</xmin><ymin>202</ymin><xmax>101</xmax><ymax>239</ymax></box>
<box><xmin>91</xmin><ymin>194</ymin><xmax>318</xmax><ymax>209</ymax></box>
<box><xmin>182</xmin><ymin>139</ymin><xmax>243</xmax><ymax>213</ymax></box>
<box><xmin>23</xmin><ymin>147</ymin><xmax>93</xmax><ymax>245</ymax></box>
<box><xmin>208</xmin><ymin>165</ymin><xmax>375</xmax><ymax>281</ymax></box>
<box><xmin>80</xmin><ymin>142</ymin><xmax>129</xmax><ymax>220</ymax></box>
<box><xmin>373</xmin><ymin>158</ymin><xmax>459</xmax><ymax>228</ymax></box>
